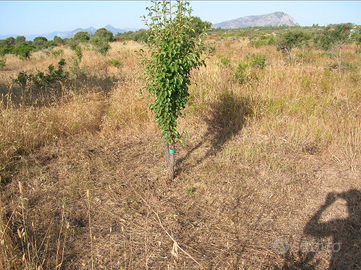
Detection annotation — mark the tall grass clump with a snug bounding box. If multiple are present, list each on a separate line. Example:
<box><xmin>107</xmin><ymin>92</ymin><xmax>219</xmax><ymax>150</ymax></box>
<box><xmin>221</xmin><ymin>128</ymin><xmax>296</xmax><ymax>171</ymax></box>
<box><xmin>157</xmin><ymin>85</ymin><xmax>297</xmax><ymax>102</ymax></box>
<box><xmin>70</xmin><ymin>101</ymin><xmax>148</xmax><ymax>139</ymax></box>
<box><xmin>187</xmin><ymin>36</ymin><xmax>361</xmax><ymax>171</ymax></box>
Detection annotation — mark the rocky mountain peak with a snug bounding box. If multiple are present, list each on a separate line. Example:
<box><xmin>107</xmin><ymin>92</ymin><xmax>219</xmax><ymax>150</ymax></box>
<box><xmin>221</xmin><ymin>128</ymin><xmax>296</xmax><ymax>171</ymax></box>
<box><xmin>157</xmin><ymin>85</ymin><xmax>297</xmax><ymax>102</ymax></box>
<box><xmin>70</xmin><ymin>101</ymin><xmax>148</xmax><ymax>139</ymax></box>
<box><xmin>212</xmin><ymin>11</ymin><xmax>299</xmax><ymax>29</ymax></box>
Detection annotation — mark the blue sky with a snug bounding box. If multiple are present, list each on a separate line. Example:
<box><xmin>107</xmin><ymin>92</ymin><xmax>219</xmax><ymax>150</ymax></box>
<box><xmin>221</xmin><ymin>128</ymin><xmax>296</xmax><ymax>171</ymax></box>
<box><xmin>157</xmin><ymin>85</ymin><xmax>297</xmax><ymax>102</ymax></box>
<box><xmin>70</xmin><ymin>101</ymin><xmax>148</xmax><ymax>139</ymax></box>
<box><xmin>0</xmin><ymin>1</ymin><xmax>360</xmax><ymax>36</ymax></box>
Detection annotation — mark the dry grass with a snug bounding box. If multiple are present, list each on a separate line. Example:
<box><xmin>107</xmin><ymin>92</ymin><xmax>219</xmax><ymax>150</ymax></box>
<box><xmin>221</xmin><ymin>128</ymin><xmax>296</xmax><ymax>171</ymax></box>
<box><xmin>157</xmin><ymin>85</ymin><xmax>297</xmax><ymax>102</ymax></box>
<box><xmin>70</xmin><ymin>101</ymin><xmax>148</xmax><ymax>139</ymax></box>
<box><xmin>0</xmin><ymin>36</ymin><xmax>361</xmax><ymax>269</ymax></box>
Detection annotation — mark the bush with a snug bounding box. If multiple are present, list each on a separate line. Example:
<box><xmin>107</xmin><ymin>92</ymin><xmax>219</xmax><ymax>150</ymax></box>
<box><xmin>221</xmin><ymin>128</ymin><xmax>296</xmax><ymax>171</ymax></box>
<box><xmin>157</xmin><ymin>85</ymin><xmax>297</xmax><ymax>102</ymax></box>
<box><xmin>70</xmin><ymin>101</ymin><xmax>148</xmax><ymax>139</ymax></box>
<box><xmin>190</xmin><ymin>16</ymin><xmax>212</xmax><ymax>36</ymax></box>
<box><xmin>33</xmin><ymin>36</ymin><xmax>48</xmax><ymax>47</ymax></box>
<box><xmin>217</xmin><ymin>54</ymin><xmax>231</xmax><ymax>68</ymax></box>
<box><xmin>73</xmin><ymin>31</ymin><xmax>90</xmax><ymax>43</ymax></box>
<box><xmin>12</xmin><ymin>58</ymin><xmax>69</xmax><ymax>105</ymax></box>
<box><xmin>232</xmin><ymin>54</ymin><xmax>266</xmax><ymax>84</ymax></box>
<box><xmin>15</xmin><ymin>36</ymin><xmax>26</xmax><ymax>44</ymax></box>
<box><xmin>315</xmin><ymin>23</ymin><xmax>354</xmax><ymax>69</ymax></box>
<box><xmin>247</xmin><ymin>53</ymin><xmax>267</xmax><ymax>69</ymax></box>
<box><xmin>90</xmin><ymin>37</ymin><xmax>111</xmax><ymax>55</ymax></box>
<box><xmin>232</xmin><ymin>62</ymin><xmax>249</xmax><ymax>84</ymax></box>
<box><xmin>93</xmin><ymin>28</ymin><xmax>113</xmax><ymax>42</ymax></box>
<box><xmin>248</xmin><ymin>35</ymin><xmax>276</xmax><ymax>47</ymax></box>
<box><xmin>53</xmin><ymin>36</ymin><xmax>64</xmax><ymax>45</ymax></box>
<box><xmin>133</xmin><ymin>29</ymin><xmax>149</xmax><ymax>43</ymax></box>
<box><xmin>0</xmin><ymin>58</ymin><xmax>6</xmax><ymax>70</ymax></box>
<box><xmin>0</xmin><ymin>47</ymin><xmax>13</xmax><ymax>57</ymax></box>
<box><xmin>75</xmin><ymin>46</ymin><xmax>82</xmax><ymax>62</ymax></box>
<box><xmin>51</xmin><ymin>49</ymin><xmax>64</xmax><ymax>58</ymax></box>
<box><xmin>69</xmin><ymin>47</ymin><xmax>87</xmax><ymax>79</ymax></box>
<box><xmin>248</xmin><ymin>39</ymin><xmax>268</xmax><ymax>48</ymax></box>
<box><xmin>67</xmin><ymin>39</ymin><xmax>79</xmax><ymax>50</ymax></box>
<box><xmin>12</xmin><ymin>43</ymin><xmax>36</xmax><ymax>59</ymax></box>
<box><xmin>31</xmin><ymin>59</ymin><xmax>68</xmax><ymax>88</ymax></box>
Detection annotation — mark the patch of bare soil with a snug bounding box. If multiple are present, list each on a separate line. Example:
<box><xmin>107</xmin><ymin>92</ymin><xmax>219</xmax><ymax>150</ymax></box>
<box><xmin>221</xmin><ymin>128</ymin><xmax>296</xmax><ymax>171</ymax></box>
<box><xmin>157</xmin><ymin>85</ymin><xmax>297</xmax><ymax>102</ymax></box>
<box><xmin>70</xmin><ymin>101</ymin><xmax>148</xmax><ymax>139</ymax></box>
<box><xmin>1</xmin><ymin>129</ymin><xmax>360</xmax><ymax>269</ymax></box>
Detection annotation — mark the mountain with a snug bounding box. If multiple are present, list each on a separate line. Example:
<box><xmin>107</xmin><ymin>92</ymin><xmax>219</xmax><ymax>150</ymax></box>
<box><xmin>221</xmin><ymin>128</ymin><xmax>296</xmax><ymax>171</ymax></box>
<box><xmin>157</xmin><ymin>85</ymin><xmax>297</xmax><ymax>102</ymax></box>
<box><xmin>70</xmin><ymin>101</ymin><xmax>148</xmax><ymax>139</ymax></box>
<box><xmin>212</xmin><ymin>11</ymin><xmax>299</xmax><ymax>29</ymax></box>
<box><xmin>0</xmin><ymin>25</ymin><xmax>141</xmax><ymax>41</ymax></box>
<box><xmin>104</xmin><ymin>25</ymin><xmax>140</xmax><ymax>34</ymax></box>
<box><xmin>61</xmin><ymin>27</ymin><xmax>97</xmax><ymax>39</ymax></box>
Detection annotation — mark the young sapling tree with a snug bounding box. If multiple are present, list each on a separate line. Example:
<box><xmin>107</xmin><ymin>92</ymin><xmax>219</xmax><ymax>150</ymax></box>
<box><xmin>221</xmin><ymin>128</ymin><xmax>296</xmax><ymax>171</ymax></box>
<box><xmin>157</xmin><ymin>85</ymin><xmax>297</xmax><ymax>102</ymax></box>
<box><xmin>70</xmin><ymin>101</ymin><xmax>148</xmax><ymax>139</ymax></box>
<box><xmin>139</xmin><ymin>0</ymin><xmax>207</xmax><ymax>179</ymax></box>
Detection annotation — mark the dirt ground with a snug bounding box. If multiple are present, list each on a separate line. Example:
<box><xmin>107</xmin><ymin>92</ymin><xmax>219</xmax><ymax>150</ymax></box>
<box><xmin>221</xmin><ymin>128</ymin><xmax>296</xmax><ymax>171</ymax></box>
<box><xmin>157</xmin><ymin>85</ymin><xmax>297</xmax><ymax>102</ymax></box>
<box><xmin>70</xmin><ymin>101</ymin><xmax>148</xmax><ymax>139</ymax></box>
<box><xmin>2</xmin><ymin>122</ymin><xmax>360</xmax><ymax>269</ymax></box>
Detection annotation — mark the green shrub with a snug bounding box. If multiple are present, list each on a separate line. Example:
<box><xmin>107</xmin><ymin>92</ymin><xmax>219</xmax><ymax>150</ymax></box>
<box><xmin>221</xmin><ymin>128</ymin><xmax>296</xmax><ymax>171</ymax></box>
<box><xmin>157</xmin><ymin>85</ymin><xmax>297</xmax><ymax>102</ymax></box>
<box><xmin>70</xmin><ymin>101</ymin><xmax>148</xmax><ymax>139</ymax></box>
<box><xmin>108</xmin><ymin>59</ymin><xmax>122</xmax><ymax>68</ymax></box>
<box><xmin>247</xmin><ymin>53</ymin><xmax>267</xmax><ymax>69</ymax></box>
<box><xmin>0</xmin><ymin>58</ymin><xmax>5</xmax><ymax>70</ymax></box>
<box><xmin>232</xmin><ymin>54</ymin><xmax>266</xmax><ymax>84</ymax></box>
<box><xmin>0</xmin><ymin>48</ymin><xmax>12</xmax><ymax>57</ymax></box>
<box><xmin>217</xmin><ymin>54</ymin><xmax>231</xmax><ymax>68</ymax></box>
<box><xmin>51</xmin><ymin>49</ymin><xmax>64</xmax><ymax>58</ymax></box>
<box><xmin>13</xmin><ymin>58</ymin><xmax>69</xmax><ymax>90</ymax></box>
<box><xmin>75</xmin><ymin>46</ymin><xmax>82</xmax><ymax>62</ymax></box>
<box><xmin>33</xmin><ymin>36</ymin><xmax>48</xmax><ymax>48</ymax></box>
<box><xmin>248</xmin><ymin>35</ymin><xmax>276</xmax><ymax>47</ymax></box>
<box><xmin>73</xmin><ymin>31</ymin><xmax>90</xmax><ymax>43</ymax></box>
<box><xmin>232</xmin><ymin>62</ymin><xmax>249</xmax><ymax>84</ymax></box>
<box><xmin>90</xmin><ymin>37</ymin><xmax>111</xmax><ymax>55</ymax></box>
<box><xmin>69</xmin><ymin>47</ymin><xmax>87</xmax><ymax>79</ymax></box>
<box><xmin>12</xmin><ymin>43</ymin><xmax>36</xmax><ymax>59</ymax></box>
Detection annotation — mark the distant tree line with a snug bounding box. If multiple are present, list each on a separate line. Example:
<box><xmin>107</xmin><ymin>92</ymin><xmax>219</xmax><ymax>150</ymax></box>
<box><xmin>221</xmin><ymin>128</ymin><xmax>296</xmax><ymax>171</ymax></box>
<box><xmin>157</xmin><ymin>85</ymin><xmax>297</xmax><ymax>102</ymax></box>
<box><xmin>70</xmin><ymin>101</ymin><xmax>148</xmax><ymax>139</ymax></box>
<box><xmin>274</xmin><ymin>23</ymin><xmax>358</xmax><ymax>68</ymax></box>
<box><xmin>0</xmin><ymin>16</ymin><xmax>212</xmax><ymax>60</ymax></box>
<box><xmin>1</xmin><ymin>20</ymin><xmax>359</xmax><ymax>64</ymax></box>
<box><xmin>213</xmin><ymin>22</ymin><xmax>360</xmax><ymax>69</ymax></box>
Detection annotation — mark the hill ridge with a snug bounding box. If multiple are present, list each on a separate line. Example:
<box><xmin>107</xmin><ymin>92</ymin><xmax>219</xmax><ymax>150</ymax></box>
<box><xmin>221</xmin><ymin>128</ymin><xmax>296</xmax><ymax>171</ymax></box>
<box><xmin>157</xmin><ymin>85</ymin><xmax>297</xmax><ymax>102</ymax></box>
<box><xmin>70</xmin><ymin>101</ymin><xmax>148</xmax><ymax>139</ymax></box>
<box><xmin>212</xmin><ymin>11</ymin><xmax>299</xmax><ymax>29</ymax></box>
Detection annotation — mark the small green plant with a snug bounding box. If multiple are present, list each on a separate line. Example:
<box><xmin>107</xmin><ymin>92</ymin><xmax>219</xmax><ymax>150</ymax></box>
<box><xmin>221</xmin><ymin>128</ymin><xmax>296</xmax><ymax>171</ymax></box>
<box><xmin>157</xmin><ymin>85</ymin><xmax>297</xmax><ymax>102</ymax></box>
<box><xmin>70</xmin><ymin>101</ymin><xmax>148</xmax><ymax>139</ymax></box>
<box><xmin>221</xmin><ymin>56</ymin><xmax>231</xmax><ymax>67</ymax></box>
<box><xmin>247</xmin><ymin>53</ymin><xmax>267</xmax><ymax>69</ymax></box>
<box><xmin>31</xmin><ymin>58</ymin><xmax>68</xmax><ymax>88</ymax></box>
<box><xmin>345</xmin><ymin>62</ymin><xmax>358</xmax><ymax>72</ymax></box>
<box><xmin>232</xmin><ymin>54</ymin><xmax>266</xmax><ymax>84</ymax></box>
<box><xmin>70</xmin><ymin>46</ymin><xmax>87</xmax><ymax>79</ymax></box>
<box><xmin>232</xmin><ymin>62</ymin><xmax>249</xmax><ymax>84</ymax></box>
<box><xmin>13</xmin><ymin>71</ymin><xmax>31</xmax><ymax>104</ymax></box>
<box><xmin>248</xmin><ymin>35</ymin><xmax>276</xmax><ymax>48</ymax></box>
<box><xmin>90</xmin><ymin>37</ymin><xmax>111</xmax><ymax>55</ymax></box>
<box><xmin>0</xmin><ymin>58</ymin><xmax>5</xmax><ymax>70</ymax></box>
<box><xmin>217</xmin><ymin>54</ymin><xmax>231</xmax><ymax>68</ymax></box>
<box><xmin>208</xmin><ymin>45</ymin><xmax>216</xmax><ymax>54</ymax></box>
<box><xmin>108</xmin><ymin>58</ymin><xmax>122</xmax><ymax>68</ymax></box>
<box><xmin>51</xmin><ymin>49</ymin><xmax>64</xmax><ymax>58</ymax></box>
<box><xmin>232</xmin><ymin>54</ymin><xmax>265</xmax><ymax>85</ymax></box>
<box><xmin>75</xmin><ymin>46</ymin><xmax>82</xmax><ymax>62</ymax></box>
<box><xmin>185</xmin><ymin>187</ymin><xmax>193</xmax><ymax>196</ymax></box>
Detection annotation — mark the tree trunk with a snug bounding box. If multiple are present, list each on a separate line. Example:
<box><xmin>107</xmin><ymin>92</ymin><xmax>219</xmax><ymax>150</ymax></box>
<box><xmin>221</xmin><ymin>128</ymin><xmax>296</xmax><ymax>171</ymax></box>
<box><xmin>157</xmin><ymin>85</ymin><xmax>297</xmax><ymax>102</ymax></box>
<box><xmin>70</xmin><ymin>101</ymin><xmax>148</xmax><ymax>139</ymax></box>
<box><xmin>168</xmin><ymin>143</ymin><xmax>175</xmax><ymax>180</ymax></box>
<box><xmin>163</xmin><ymin>140</ymin><xmax>175</xmax><ymax>180</ymax></box>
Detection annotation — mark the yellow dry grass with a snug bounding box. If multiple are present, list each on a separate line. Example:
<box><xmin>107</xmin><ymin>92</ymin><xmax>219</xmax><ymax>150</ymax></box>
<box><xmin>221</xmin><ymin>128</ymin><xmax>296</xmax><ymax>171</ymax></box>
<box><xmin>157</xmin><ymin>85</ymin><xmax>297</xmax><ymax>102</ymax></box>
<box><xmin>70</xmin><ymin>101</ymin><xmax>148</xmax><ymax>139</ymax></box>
<box><xmin>0</xmin><ymin>36</ymin><xmax>360</xmax><ymax>269</ymax></box>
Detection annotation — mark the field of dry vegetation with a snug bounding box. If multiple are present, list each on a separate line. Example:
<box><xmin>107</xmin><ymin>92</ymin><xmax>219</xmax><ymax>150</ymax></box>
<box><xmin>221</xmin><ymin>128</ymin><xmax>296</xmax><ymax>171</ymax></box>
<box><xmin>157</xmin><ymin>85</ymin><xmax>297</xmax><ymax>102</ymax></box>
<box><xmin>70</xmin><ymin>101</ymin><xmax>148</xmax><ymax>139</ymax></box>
<box><xmin>1</xmin><ymin>32</ymin><xmax>361</xmax><ymax>269</ymax></box>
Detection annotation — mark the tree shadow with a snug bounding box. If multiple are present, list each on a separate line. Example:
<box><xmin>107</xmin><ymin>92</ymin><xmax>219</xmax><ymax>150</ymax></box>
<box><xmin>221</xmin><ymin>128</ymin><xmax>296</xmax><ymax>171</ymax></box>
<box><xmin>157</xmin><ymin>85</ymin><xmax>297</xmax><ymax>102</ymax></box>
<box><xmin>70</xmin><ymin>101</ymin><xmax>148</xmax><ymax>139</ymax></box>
<box><xmin>277</xmin><ymin>189</ymin><xmax>361</xmax><ymax>269</ymax></box>
<box><xmin>204</xmin><ymin>89</ymin><xmax>252</xmax><ymax>153</ymax></box>
<box><xmin>176</xmin><ymin>90</ymin><xmax>252</xmax><ymax>176</ymax></box>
